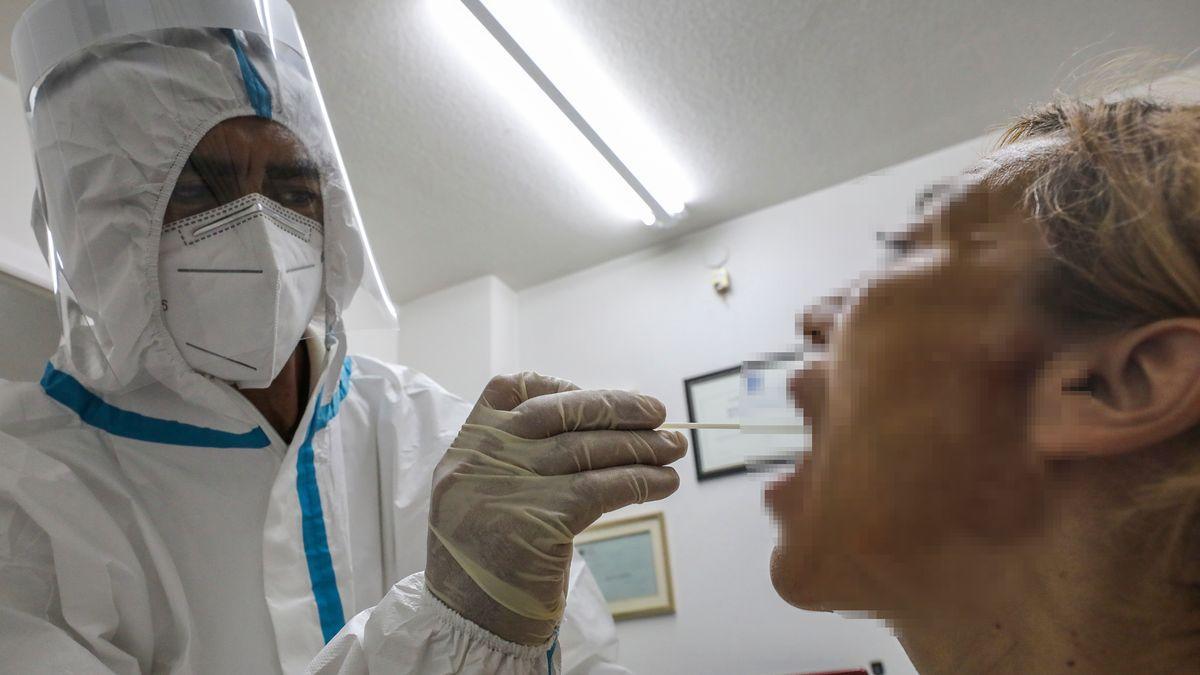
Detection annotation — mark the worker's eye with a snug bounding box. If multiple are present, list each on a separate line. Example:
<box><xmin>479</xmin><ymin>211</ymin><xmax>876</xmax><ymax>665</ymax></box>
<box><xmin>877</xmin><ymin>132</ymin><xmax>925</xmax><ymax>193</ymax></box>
<box><xmin>269</xmin><ymin>182</ymin><xmax>321</xmax><ymax>215</ymax></box>
<box><xmin>173</xmin><ymin>178</ymin><xmax>206</xmax><ymax>199</ymax></box>
<box><xmin>277</xmin><ymin>189</ymin><xmax>318</xmax><ymax>209</ymax></box>
<box><xmin>170</xmin><ymin>177</ymin><xmax>218</xmax><ymax>211</ymax></box>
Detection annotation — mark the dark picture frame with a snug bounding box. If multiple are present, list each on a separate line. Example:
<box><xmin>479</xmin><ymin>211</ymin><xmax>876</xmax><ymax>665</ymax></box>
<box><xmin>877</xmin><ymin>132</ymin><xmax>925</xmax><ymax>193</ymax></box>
<box><xmin>683</xmin><ymin>365</ymin><xmax>746</xmax><ymax>480</ymax></box>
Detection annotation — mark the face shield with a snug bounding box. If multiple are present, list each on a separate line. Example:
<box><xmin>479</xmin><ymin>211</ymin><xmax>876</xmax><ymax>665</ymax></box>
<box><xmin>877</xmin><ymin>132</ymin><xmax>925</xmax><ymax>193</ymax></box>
<box><xmin>12</xmin><ymin>0</ymin><xmax>397</xmax><ymax>395</ymax></box>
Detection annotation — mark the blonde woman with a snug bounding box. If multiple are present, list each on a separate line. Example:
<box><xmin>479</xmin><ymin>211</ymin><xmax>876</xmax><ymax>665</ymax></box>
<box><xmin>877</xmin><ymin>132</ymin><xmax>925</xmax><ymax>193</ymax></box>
<box><xmin>769</xmin><ymin>98</ymin><xmax>1200</xmax><ymax>673</ymax></box>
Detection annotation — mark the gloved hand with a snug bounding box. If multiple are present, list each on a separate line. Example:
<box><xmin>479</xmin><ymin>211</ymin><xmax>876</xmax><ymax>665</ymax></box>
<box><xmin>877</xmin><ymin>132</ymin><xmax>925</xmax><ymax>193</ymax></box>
<box><xmin>426</xmin><ymin>372</ymin><xmax>687</xmax><ymax>645</ymax></box>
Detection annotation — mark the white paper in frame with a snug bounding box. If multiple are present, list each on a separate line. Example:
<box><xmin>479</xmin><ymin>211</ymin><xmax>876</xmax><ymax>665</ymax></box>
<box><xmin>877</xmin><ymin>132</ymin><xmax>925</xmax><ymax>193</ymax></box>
<box><xmin>574</xmin><ymin>511</ymin><xmax>675</xmax><ymax>620</ymax></box>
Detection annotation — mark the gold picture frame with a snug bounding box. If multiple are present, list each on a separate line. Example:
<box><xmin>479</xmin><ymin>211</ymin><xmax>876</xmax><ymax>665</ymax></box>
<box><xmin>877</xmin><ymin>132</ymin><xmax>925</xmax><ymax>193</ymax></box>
<box><xmin>575</xmin><ymin>511</ymin><xmax>675</xmax><ymax>621</ymax></box>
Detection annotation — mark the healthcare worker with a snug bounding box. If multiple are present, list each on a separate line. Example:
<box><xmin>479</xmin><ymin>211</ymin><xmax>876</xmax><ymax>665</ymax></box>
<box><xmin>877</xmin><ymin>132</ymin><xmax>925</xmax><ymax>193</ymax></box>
<box><xmin>0</xmin><ymin>1</ymin><xmax>686</xmax><ymax>673</ymax></box>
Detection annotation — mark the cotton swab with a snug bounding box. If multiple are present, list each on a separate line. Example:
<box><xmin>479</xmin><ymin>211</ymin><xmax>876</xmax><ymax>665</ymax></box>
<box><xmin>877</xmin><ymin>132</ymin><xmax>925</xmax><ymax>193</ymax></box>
<box><xmin>659</xmin><ymin>422</ymin><xmax>806</xmax><ymax>434</ymax></box>
<box><xmin>659</xmin><ymin>422</ymin><xmax>740</xmax><ymax>430</ymax></box>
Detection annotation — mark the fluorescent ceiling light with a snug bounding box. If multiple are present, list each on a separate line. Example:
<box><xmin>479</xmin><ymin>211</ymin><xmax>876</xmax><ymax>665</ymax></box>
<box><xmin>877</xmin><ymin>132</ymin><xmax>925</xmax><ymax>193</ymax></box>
<box><xmin>430</xmin><ymin>0</ymin><xmax>690</xmax><ymax>226</ymax></box>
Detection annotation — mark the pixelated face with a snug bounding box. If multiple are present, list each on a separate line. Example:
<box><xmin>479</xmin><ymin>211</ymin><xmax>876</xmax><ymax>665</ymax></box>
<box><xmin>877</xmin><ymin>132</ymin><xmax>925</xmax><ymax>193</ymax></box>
<box><xmin>766</xmin><ymin>158</ymin><xmax>1053</xmax><ymax>612</ymax></box>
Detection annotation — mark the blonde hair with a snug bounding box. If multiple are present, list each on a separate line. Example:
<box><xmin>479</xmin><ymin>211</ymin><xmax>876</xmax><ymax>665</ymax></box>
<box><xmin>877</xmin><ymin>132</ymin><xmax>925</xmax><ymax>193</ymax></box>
<box><xmin>1002</xmin><ymin>98</ymin><xmax>1200</xmax><ymax>328</ymax></box>
<box><xmin>999</xmin><ymin>97</ymin><xmax>1200</xmax><ymax>649</ymax></box>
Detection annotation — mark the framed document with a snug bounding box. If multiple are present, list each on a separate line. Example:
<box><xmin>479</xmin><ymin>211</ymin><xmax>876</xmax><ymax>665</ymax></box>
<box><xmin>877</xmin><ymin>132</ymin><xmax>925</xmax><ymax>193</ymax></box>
<box><xmin>574</xmin><ymin>512</ymin><xmax>674</xmax><ymax>620</ymax></box>
<box><xmin>684</xmin><ymin>365</ymin><xmax>751</xmax><ymax>480</ymax></box>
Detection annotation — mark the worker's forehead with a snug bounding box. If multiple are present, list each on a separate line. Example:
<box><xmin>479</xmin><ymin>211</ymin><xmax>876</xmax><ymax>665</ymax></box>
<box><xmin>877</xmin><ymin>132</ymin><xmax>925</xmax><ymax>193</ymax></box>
<box><xmin>191</xmin><ymin>118</ymin><xmax>311</xmax><ymax>159</ymax></box>
<box><xmin>185</xmin><ymin>117</ymin><xmax>319</xmax><ymax>178</ymax></box>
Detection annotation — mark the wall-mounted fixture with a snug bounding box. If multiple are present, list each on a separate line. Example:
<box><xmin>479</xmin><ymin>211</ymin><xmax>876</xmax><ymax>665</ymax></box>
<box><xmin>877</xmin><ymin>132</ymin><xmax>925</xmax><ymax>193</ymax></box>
<box><xmin>711</xmin><ymin>267</ymin><xmax>732</xmax><ymax>296</ymax></box>
<box><xmin>704</xmin><ymin>245</ymin><xmax>731</xmax><ymax>296</ymax></box>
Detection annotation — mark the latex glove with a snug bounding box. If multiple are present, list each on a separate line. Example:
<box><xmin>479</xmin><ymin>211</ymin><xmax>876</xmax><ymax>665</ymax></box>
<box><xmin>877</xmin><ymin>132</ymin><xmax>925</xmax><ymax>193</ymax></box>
<box><xmin>426</xmin><ymin>372</ymin><xmax>687</xmax><ymax>645</ymax></box>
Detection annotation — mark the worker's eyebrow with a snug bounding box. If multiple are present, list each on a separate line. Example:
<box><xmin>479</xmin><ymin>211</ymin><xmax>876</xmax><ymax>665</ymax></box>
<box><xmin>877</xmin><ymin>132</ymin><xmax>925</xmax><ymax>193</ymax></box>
<box><xmin>265</xmin><ymin>161</ymin><xmax>321</xmax><ymax>182</ymax></box>
<box><xmin>185</xmin><ymin>156</ymin><xmax>322</xmax><ymax>181</ymax></box>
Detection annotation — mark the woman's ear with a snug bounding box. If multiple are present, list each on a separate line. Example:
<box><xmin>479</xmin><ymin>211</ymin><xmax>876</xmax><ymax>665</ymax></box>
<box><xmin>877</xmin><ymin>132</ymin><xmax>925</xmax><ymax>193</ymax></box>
<box><xmin>1031</xmin><ymin>319</ymin><xmax>1200</xmax><ymax>458</ymax></box>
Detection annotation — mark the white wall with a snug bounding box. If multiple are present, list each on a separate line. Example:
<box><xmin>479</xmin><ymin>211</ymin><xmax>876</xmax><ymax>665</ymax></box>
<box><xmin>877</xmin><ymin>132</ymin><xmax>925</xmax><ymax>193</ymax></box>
<box><xmin>394</xmin><ymin>274</ymin><xmax>518</xmax><ymax>400</ymax></box>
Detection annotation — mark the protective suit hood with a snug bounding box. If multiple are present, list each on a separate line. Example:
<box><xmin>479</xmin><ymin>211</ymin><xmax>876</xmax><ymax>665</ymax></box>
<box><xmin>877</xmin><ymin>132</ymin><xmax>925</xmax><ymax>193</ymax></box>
<box><xmin>13</xmin><ymin>0</ymin><xmax>394</xmax><ymax>420</ymax></box>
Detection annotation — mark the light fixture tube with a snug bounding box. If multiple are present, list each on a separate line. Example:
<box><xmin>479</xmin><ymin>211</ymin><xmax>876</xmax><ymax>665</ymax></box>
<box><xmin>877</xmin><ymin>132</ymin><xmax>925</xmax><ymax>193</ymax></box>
<box><xmin>458</xmin><ymin>0</ymin><xmax>684</xmax><ymax>226</ymax></box>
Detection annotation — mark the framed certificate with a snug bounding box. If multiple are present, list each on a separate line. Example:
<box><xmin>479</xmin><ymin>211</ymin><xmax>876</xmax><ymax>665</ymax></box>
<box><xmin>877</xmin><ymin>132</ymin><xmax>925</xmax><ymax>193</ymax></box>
<box><xmin>684</xmin><ymin>365</ymin><xmax>751</xmax><ymax>480</ymax></box>
<box><xmin>574</xmin><ymin>512</ymin><xmax>675</xmax><ymax>621</ymax></box>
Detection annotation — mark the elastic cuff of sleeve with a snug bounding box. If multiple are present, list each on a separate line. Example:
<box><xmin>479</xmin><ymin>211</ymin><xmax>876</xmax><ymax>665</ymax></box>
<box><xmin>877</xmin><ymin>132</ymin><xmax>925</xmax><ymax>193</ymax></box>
<box><xmin>424</xmin><ymin>586</ymin><xmax>558</xmax><ymax>661</ymax></box>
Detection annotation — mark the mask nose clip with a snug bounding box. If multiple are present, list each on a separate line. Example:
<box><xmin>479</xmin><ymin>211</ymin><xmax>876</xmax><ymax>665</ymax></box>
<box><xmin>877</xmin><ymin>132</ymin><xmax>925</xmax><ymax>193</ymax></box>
<box><xmin>191</xmin><ymin>199</ymin><xmax>268</xmax><ymax>238</ymax></box>
<box><xmin>167</xmin><ymin>193</ymin><xmax>320</xmax><ymax>244</ymax></box>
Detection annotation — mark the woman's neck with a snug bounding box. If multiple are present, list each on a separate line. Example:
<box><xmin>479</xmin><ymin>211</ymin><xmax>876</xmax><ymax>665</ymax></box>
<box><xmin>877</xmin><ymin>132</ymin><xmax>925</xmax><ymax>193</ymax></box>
<box><xmin>893</xmin><ymin>488</ymin><xmax>1196</xmax><ymax>674</ymax></box>
<box><xmin>896</xmin><ymin>586</ymin><xmax>1099</xmax><ymax>674</ymax></box>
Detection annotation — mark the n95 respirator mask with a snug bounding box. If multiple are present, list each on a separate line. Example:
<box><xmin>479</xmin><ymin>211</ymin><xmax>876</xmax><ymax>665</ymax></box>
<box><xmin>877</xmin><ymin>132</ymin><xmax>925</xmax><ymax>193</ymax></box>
<box><xmin>159</xmin><ymin>193</ymin><xmax>324</xmax><ymax>389</ymax></box>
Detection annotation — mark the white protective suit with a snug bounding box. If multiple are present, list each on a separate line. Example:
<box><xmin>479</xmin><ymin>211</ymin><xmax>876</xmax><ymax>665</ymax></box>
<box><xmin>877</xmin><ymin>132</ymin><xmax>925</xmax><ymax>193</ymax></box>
<box><xmin>0</xmin><ymin>1</ymin><xmax>629</xmax><ymax>673</ymax></box>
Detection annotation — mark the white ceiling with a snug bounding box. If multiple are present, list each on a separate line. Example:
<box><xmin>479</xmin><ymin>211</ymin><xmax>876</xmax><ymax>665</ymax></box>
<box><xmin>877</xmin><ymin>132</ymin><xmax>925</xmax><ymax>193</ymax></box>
<box><xmin>1</xmin><ymin>0</ymin><xmax>1198</xmax><ymax>302</ymax></box>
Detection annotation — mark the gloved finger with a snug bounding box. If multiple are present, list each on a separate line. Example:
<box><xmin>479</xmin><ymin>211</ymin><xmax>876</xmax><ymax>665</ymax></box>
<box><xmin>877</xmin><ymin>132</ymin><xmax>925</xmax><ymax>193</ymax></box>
<box><xmin>504</xmin><ymin>389</ymin><xmax>667</xmax><ymax>439</ymax></box>
<box><xmin>530</xmin><ymin>430</ymin><xmax>688</xmax><ymax>475</ymax></box>
<box><xmin>567</xmin><ymin>465</ymin><xmax>680</xmax><ymax>534</ymax></box>
<box><xmin>475</xmin><ymin>371</ymin><xmax>580</xmax><ymax>413</ymax></box>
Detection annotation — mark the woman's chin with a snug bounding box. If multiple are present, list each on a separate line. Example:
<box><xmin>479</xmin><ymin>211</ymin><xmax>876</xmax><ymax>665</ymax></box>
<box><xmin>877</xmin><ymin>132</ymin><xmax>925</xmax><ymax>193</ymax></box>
<box><xmin>771</xmin><ymin>542</ymin><xmax>872</xmax><ymax>613</ymax></box>
<box><xmin>769</xmin><ymin>544</ymin><xmax>824</xmax><ymax>610</ymax></box>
